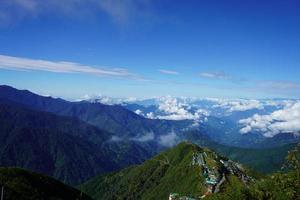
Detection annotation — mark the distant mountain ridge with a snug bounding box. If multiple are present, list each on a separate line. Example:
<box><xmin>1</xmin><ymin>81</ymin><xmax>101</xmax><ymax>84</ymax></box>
<box><xmin>1</xmin><ymin>85</ymin><xmax>298</xmax><ymax>149</ymax></box>
<box><xmin>0</xmin><ymin>99</ymin><xmax>156</xmax><ymax>185</ymax></box>
<box><xmin>0</xmin><ymin>85</ymin><xmax>190</xmax><ymax>140</ymax></box>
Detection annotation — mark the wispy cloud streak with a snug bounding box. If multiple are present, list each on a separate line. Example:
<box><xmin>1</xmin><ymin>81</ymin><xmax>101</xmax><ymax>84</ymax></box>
<box><xmin>0</xmin><ymin>54</ymin><xmax>140</xmax><ymax>79</ymax></box>
<box><xmin>0</xmin><ymin>0</ymin><xmax>153</xmax><ymax>26</ymax></box>
<box><xmin>158</xmin><ymin>69</ymin><xmax>179</xmax><ymax>75</ymax></box>
<box><xmin>199</xmin><ymin>72</ymin><xmax>231</xmax><ymax>80</ymax></box>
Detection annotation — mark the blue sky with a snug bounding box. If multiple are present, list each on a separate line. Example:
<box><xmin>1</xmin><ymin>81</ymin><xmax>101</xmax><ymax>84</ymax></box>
<box><xmin>0</xmin><ymin>0</ymin><xmax>300</xmax><ymax>99</ymax></box>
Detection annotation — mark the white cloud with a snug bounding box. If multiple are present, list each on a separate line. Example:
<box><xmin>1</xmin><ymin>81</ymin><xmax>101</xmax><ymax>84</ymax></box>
<box><xmin>77</xmin><ymin>94</ymin><xmax>137</xmax><ymax>105</ymax></box>
<box><xmin>79</xmin><ymin>94</ymin><xmax>92</xmax><ymax>101</ymax></box>
<box><xmin>131</xmin><ymin>132</ymin><xmax>154</xmax><ymax>142</ymax></box>
<box><xmin>196</xmin><ymin>108</ymin><xmax>210</xmax><ymax>117</ymax></box>
<box><xmin>135</xmin><ymin>109</ymin><xmax>143</xmax><ymax>115</ymax></box>
<box><xmin>0</xmin><ymin>54</ymin><xmax>140</xmax><ymax>79</ymax></box>
<box><xmin>228</xmin><ymin>100</ymin><xmax>264</xmax><ymax>112</ymax></box>
<box><xmin>157</xmin><ymin>114</ymin><xmax>194</xmax><ymax>120</ymax></box>
<box><xmin>154</xmin><ymin>96</ymin><xmax>209</xmax><ymax>121</ymax></box>
<box><xmin>98</xmin><ymin>0</ymin><xmax>152</xmax><ymax>25</ymax></box>
<box><xmin>158</xmin><ymin>131</ymin><xmax>178</xmax><ymax>147</ymax></box>
<box><xmin>97</xmin><ymin>96</ymin><xmax>118</xmax><ymax>105</ymax></box>
<box><xmin>0</xmin><ymin>0</ymin><xmax>153</xmax><ymax>26</ymax></box>
<box><xmin>110</xmin><ymin>132</ymin><xmax>155</xmax><ymax>143</ymax></box>
<box><xmin>124</xmin><ymin>97</ymin><xmax>138</xmax><ymax>103</ymax></box>
<box><xmin>157</xmin><ymin>96</ymin><xmax>193</xmax><ymax>120</ymax></box>
<box><xmin>239</xmin><ymin>101</ymin><xmax>300</xmax><ymax>137</ymax></box>
<box><xmin>158</xmin><ymin>69</ymin><xmax>179</xmax><ymax>75</ymax></box>
<box><xmin>146</xmin><ymin>112</ymin><xmax>155</xmax><ymax>119</ymax></box>
<box><xmin>199</xmin><ymin>72</ymin><xmax>231</xmax><ymax>80</ymax></box>
<box><xmin>110</xmin><ymin>135</ymin><xmax>122</xmax><ymax>142</ymax></box>
<box><xmin>213</xmin><ymin>99</ymin><xmax>264</xmax><ymax>112</ymax></box>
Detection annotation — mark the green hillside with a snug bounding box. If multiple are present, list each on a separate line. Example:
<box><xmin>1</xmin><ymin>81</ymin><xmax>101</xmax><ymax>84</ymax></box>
<box><xmin>211</xmin><ymin>142</ymin><xmax>296</xmax><ymax>174</ymax></box>
<box><xmin>0</xmin><ymin>167</ymin><xmax>92</xmax><ymax>200</ymax></box>
<box><xmin>207</xmin><ymin>143</ymin><xmax>300</xmax><ymax>200</ymax></box>
<box><xmin>184</xmin><ymin>130</ymin><xmax>297</xmax><ymax>174</ymax></box>
<box><xmin>82</xmin><ymin>142</ymin><xmax>300</xmax><ymax>200</ymax></box>
<box><xmin>81</xmin><ymin>142</ymin><xmax>249</xmax><ymax>200</ymax></box>
<box><xmin>0</xmin><ymin>100</ymin><xmax>154</xmax><ymax>185</ymax></box>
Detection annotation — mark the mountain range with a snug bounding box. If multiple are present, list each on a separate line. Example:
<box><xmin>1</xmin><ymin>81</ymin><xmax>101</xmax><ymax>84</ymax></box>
<box><xmin>0</xmin><ymin>85</ymin><xmax>298</xmax><ymax>189</ymax></box>
<box><xmin>0</xmin><ymin>85</ymin><xmax>298</xmax><ymax>184</ymax></box>
<box><xmin>0</xmin><ymin>97</ymin><xmax>162</xmax><ymax>185</ymax></box>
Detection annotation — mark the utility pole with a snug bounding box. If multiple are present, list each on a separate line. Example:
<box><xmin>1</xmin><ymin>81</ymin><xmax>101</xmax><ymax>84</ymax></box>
<box><xmin>1</xmin><ymin>186</ymin><xmax>4</xmax><ymax>200</ymax></box>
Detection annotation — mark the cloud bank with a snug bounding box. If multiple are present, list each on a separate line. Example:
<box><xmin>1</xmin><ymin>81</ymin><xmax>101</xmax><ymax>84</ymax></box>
<box><xmin>239</xmin><ymin>101</ymin><xmax>300</xmax><ymax>137</ymax></box>
<box><xmin>158</xmin><ymin>131</ymin><xmax>178</xmax><ymax>147</ymax></box>
<box><xmin>131</xmin><ymin>132</ymin><xmax>155</xmax><ymax>142</ymax></box>
<box><xmin>213</xmin><ymin>99</ymin><xmax>264</xmax><ymax>112</ymax></box>
<box><xmin>155</xmin><ymin>96</ymin><xmax>209</xmax><ymax>121</ymax></box>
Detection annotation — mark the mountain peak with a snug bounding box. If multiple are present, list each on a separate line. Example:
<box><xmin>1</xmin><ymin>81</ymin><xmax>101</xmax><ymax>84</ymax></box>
<box><xmin>0</xmin><ymin>85</ymin><xmax>31</xmax><ymax>94</ymax></box>
<box><xmin>82</xmin><ymin>142</ymin><xmax>252</xmax><ymax>200</ymax></box>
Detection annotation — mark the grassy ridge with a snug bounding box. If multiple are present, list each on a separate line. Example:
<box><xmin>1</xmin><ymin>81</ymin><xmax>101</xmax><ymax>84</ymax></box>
<box><xmin>82</xmin><ymin>142</ymin><xmax>300</xmax><ymax>200</ymax></box>
<box><xmin>184</xmin><ymin>130</ymin><xmax>296</xmax><ymax>174</ymax></box>
<box><xmin>81</xmin><ymin>142</ymin><xmax>250</xmax><ymax>200</ymax></box>
<box><xmin>81</xmin><ymin>142</ymin><xmax>206</xmax><ymax>200</ymax></box>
